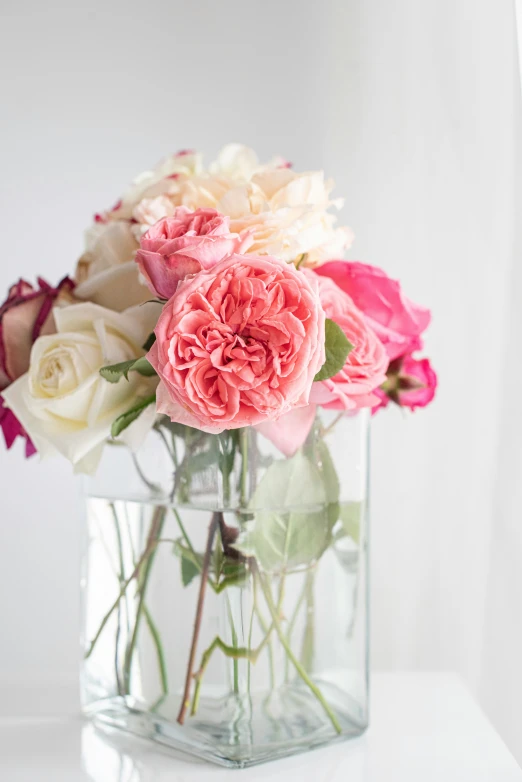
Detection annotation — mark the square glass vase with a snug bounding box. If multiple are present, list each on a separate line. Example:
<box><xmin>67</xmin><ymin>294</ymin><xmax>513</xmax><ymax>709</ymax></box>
<box><xmin>80</xmin><ymin>409</ymin><xmax>369</xmax><ymax>768</ymax></box>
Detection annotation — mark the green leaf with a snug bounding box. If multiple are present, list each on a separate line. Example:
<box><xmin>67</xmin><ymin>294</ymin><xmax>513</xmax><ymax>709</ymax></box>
<box><xmin>339</xmin><ymin>502</ymin><xmax>362</xmax><ymax>544</ymax></box>
<box><xmin>100</xmin><ymin>359</ymin><xmax>136</xmax><ymax>383</ymax></box>
<box><xmin>142</xmin><ymin>332</ymin><xmax>156</xmax><ymax>352</ymax></box>
<box><xmin>181</xmin><ymin>556</ymin><xmax>199</xmax><ymax>587</ymax></box>
<box><xmin>189</xmin><ymin>445</ymin><xmax>221</xmax><ymax>474</ymax></box>
<box><xmin>131</xmin><ymin>356</ymin><xmax>157</xmax><ymax>376</ymax></box>
<box><xmin>235</xmin><ymin>451</ymin><xmax>332</xmax><ymax>571</ymax></box>
<box><xmin>100</xmin><ymin>357</ymin><xmax>157</xmax><ymax>384</ymax></box>
<box><xmin>314</xmin><ymin>318</ymin><xmax>353</xmax><ymax>382</ymax></box>
<box><xmin>173</xmin><ymin>539</ymin><xmax>203</xmax><ymax>570</ymax></box>
<box><xmin>173</xmin><ymin>538</ymin><xmax>247</xmax><ymax>591</ymax></box>
<box><xmin>314</xmin><ymin>439</ymin><xmax>340</xmax><ymax>528</ymax></box>
<box><xmin>111</xmin><ymin>394</ymin><xmax>156</xmax><ymax>438</ymax></box>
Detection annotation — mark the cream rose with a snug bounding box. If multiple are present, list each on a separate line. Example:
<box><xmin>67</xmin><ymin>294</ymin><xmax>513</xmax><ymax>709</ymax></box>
<box><xmin>179</xmin><ymin>168</ymin><xmax>352</xmax><ymax>264</ymax></box>
<box><xmin>75</xmin><ymin>222</ymin><xmax>149</xmax><ymax>312</ymax></box>
<box><xmin>208</xmin><ymin>143</ymin><xmax>289</xmax><ymax>181</ymax></box>
<box><xmin>82</xmin><ymin>146</ymin><xmax>353</xmax><ymax>290</ymax></box>
<box><xmin>1</xmin><ymin>302</ymin><xmax>159</xmax><ymax>473</ymax></box>
<box><xmin>106</xmin><ymin>150</ymin><xmax>204</xmax><ymax>222</ymax></box>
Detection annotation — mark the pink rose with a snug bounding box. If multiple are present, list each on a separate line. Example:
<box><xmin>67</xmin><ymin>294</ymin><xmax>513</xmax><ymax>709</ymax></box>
<box><xmin>309</xmin><ymin>272</ymin><xmax>389</xmax><ymax>410</ymax></box>
<box><xmin>148</xmin><ymin>254</ymin><xmax>325</xmax><ymax>432</ymax></box>
<box><xmin>136</xmin><ymin>206</ymin><xmax>252</xmax><ymax>299</ymax></box>
<box><xmin>375</xmin><ymin>354</ymin><xmax>437</xmax><ymax>411</ymax></box>
<box><xmin>0</xmin><ymin>276</ymin><xmax>75</xmax><ymax>454</ymax></box>
<box><xmin>315</xmin><ymin>261</ymin><xmax>431</xmax><ymax>360</ymax></box>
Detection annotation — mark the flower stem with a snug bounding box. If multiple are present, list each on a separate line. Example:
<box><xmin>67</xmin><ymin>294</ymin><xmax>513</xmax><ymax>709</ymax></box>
<box><xmin>172</xmin><ymin>508</ymin><xmax>196</xmax><ymax>558</ymax></box>
<box><xmin>109</xmin><ymin>503</ymin><xmax>127</xmax><ymax>696</ymax></box>
<box><xmin>253</xmin><ymin>562</ymin><xmax>342</xmax><ymax>734</ymax></box>
<box><xmin>177</xmin><ymin>511</ymin><xmax>221</xmax><ymax>725</ymax></box>
<box><xmin>144</xmin><ymin>605</ymin><xmax>168</xmax><ymax>695</ymax></box>
<box><xmin>239</xmin><ymin>428</ymin><xmax>249</xmax><ymax>509</ymax></box>
<box><xmin>284</xmin><ymin>584</ymin><xmax>308</xmax><ymax>682</ymax></box>
<box><xmin>300</xmin><ymin>569</ymin><xmax>316</xmax><ymax>672</ymax></box>
<box><xmin>321</xmin><ymin>411</ymin><xmax>345</xmax><ymax>438</ymax></box>
<box><xmin>122</xmin><ymin>506</ymin><xmax>166</xmax><ymax>692</ymax></box>
<box><xmin>85</xmin><ymin>530</ymin><xmax>162</xmax><ymax>659</ymax></box>
<box><xmin>191</xmin><ymin>622</ymin><xmax>275</xmax><ymax>716</ymax></box>
<box><xmin>247</xmin><ymin>599</ymin><xmax>255</xmax><ymax>693</ymax></box>
<box><xmin>253</xmin><ymin>575</ymin><xmax>276</xmax><ymax>690</ymax></box>
<box><xmin>225</xmin><ymin>593</ymin><xmax>240</xmax><ymax>694</ymax></box>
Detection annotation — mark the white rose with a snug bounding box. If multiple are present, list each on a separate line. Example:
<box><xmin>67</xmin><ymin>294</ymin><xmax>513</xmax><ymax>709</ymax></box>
<box><xmin>131</xmin><ymin>195</ymin><xmax>176</xmax><ymax>232</ymax></box>
<box><xmin>208</xmin><ymin>143</ymin><xmax>289</xmax><ymax>181</ymax></box>
<box><xmin>180</xmin><ymin>174</ymin><xmax>236</xmax><ymax>210</ymax></box>
<box><xmin>108</xmin><ymin>151</ymin><xmax>203</xmax><ymax>221</ymax></box>
<box><xmin>213</xmin><ymin>169</ymin><xmax>353</xmax><ymax>263</ymax></box>
<box><xmin>176</xmin><ymin>145</ymin><xmax>291</xmax><ymax>212</ymax></box>
<box><xmin>1</xmin><ymin>302</ymin><xmax>159</xmax><ymax>473</ymax></box>
<box><xmin>75</xmin><ymin>222</ymin><xmax>149</xmax><ymax>312</ymax></box>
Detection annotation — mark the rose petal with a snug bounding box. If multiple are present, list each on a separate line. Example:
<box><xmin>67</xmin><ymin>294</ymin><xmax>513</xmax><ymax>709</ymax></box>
<box><xmin>255</xmin><ymin>404</ymin><xmax>317</xmax><ymax>457</ymax></box>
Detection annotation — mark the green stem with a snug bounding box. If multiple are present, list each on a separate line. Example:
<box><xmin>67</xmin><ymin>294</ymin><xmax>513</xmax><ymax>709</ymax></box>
<box><xmin>300</xmin><ymin>570</ymin><xmax>316</xmax><ymax>672</ymax></box>
<box><xmin>110</xmin><ymin>503</ymin><xmax>127</xmax><ymax>696</ymax></box>
<box><xmin>172</xmin><ymin>509</ymin><xmax>196</xmax><ymax>558</ymax></box>
<box><xmin>85</xmin><ymin>534</ymin><xmax>162</xmax><ymax>660</ymax></box>
<box><xmin>284</xmin><ymin>585</ymin><xmax>308</xmax><ymax>682</ymax></box>
<box><xmin>239</xmin><ymin>428</ymin><xmax>249</xmax><ymax>509</ymax></box>
<box><xmin>321</xmin><ymin>411</ymin><xmax>345</xmax><ymax>438</ymax></box>
<box><xmin>144</xmin><ymin>605</ymin><xmax>168</xmax><ymax>695</ymax></box>
<box><xmin>131</xmin><ymin>453</ymin><xmax>161</xmax><ymax>495</ymax></box>
<box><xmin>254</xmin><ymin>563</ymin><xmax>342</xmax><ymax>734</ymax></box>
<box><xmin>177</xmin><ymin>512</ymin><xmax>221</xmax><ymax>725</ymax></box>
<box><xmin>191</xmin><ymin>625</ymin><xmax>274</xmax><ymax>716</ymax></box>
<box><xmin>124</xmin><ymin>515</ymin><xmax>169</xmax><ymax>697</ymax></box>
<box><xmin>253</xmin><ymin>575</ymin><xmax>276</xmax><ymax>690</ymax></box>
<box><xmin>154</xmin><ymin>425</ymin><xmax>175</xmax><ymax>462</ymax></box>
<box><xmin>247</xmin><ymin>599</ymin><xmax>255</xmax><ymax>693</ymax></box>
<box><xmin>225</xmin><ymin>593</ymin><xmax>239</xmax><ymax>694</ymax></box>
<box><xmin>220</xmin><ymin>435</ymin><xmax>231</xmax><ymax>505</ymax></box>
<box><xmin>123</xmin><ymin>506</ymin><xmax>167</xmax><ymax>692</ymax></box>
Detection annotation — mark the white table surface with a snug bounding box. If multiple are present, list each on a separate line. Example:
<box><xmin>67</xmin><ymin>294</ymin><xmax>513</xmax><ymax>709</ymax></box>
<box><xmin>0</xmin><ymin>673</ymin><xmax>520</xmax><ymax>781</ymax></box>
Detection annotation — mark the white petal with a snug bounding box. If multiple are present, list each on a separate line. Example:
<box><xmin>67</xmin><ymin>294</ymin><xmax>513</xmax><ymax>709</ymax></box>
<box><xmin>209</xmin><ymin>144</ymin><xmax>259</xmax><ymax>180</ymax></box>
<box><xmin>74</xmin><ymin>443</ymin><xmax>104</xmax><ymax>475</ymax></box>
<box><xmin>74</xmin><ymin>262</ymin><xmax>150</xmax><ymax>313</ymax></box>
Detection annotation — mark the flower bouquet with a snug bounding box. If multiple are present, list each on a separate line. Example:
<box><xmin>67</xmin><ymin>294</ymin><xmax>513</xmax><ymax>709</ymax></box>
<box><xmin>0</xmin><ymin>145</ymin><xmax>436</xmax><ymax>768</ymax></box>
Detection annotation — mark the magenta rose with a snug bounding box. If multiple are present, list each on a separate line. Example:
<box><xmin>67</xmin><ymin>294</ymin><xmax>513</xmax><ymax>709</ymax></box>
<box><xmin>315</xmin><ymin>261</ymin><xmax>431</xmax><ymax>361</ymax></box>
<box><xmin>136</xmin><ymin>206</ymin><xmax>252</xmax><ymax>299</ymax></box>
<box><xmin>375</xmin><ymin>354</ymin><xmax>437</xmax><ymax>411</ymax></box>
<box><xmin>308</xmin><ymin>272</ymin><xmax>389</xmax><ymax>410</ymax></box>
<box><xmin>148</xmin><ymin>254</ymin><xmax>325</xmax><ymax>431</ymax></box>
<box><xmin>0</xmin><ymin>276</ymin><xmax>75</xmax><ymax>454</ymax></box>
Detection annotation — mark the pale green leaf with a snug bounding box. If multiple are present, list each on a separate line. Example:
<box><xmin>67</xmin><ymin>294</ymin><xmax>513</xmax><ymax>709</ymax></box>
<box><xmin>100</xmin><ymin>356</ymin><xmax>157</xmax><ymax>384</ymax></box>
<box><xmin>314</xmin><ymin>318</ymin><xmax>353</xmax><ymax>382</ymax></box>
<box><xmin>339</xmin><ymin>502</ymin><xmax>362</xmax><ymax>544</ymax></box>
<box><xmin>181</xmin><ymin>556</ymin><xmax>199</xmax><ymax>587</ymax></box>
<box><xmin>315</xmin><ymin>439</ymin><xmax>340</xmax><ymax>527</ymax></box>
<box><xmin>111</xmin><ymin>394</ymin><xmax>156</xmax><ymax>438</ymax></box>
<box><xmin>131</xmin><ymin>356</ymin><xmax>157</xmax><ymax>377</ymax></box>
<box><xmin>235</xmin><ymin>451</ymin><xmax>331</xmax><ymax>571</ymax></box>
<box><xmin>100</xmin><ymin>359</ymin><xmax>136</xmax><ymax>383</ymax></box>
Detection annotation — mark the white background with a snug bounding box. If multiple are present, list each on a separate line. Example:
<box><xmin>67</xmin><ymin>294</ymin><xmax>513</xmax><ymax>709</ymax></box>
<box><xmin>1</xmin><ymin>0</ymin><xmax>521</xmax><ymax>765</ymax></box>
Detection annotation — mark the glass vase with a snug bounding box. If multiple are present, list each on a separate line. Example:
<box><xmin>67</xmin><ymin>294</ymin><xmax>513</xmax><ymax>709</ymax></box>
<box><xmin>80</xmin><ymin>409</ymin><xmax>370</xmax><ymax>768</ymax></box>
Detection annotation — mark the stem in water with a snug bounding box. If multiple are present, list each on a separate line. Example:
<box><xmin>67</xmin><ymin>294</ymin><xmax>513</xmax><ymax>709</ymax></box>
<box><xmin>177</xmin><ymin>511</ymin><xmax>221</xmax><ymax>725</ymax></box>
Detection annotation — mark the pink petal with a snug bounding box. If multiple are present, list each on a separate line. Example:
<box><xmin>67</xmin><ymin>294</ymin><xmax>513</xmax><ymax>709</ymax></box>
<box><xmin>256</xmin><ymin>404</ymin><xmax>317</xmax><ymax>457</ymax></box>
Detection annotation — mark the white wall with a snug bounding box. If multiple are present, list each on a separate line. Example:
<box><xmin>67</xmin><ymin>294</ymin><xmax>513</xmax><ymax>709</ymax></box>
<box><xmin>1</xmin><ymin>0</ymin><xmax>521</xmax><ymax>763</ymax></box>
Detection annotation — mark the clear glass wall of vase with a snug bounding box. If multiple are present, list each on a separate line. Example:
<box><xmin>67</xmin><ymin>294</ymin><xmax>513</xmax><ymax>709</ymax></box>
<box><xmin>80</xmin><ymin>409</ymin><xmax>370</xmax><ymax>769</ymax></box>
